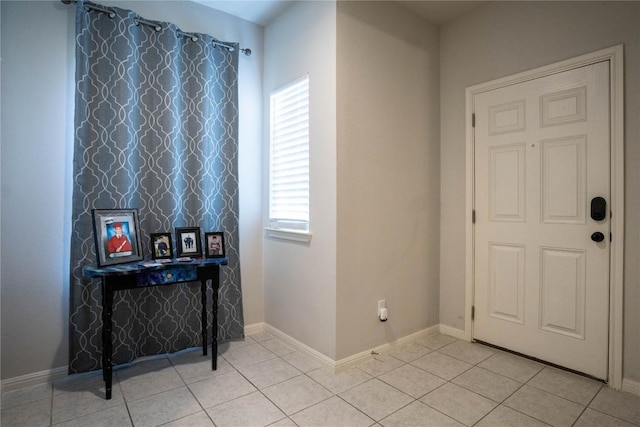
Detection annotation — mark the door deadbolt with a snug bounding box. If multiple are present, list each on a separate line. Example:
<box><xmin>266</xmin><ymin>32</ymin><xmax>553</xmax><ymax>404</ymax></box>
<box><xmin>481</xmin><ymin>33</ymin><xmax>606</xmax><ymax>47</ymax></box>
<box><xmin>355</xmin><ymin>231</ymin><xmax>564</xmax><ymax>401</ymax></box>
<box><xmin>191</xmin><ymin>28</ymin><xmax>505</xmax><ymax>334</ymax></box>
<box><xmin>591</xmin><ymin>197</ymin><xmax>607</xmax><ymax>221</ymax></box>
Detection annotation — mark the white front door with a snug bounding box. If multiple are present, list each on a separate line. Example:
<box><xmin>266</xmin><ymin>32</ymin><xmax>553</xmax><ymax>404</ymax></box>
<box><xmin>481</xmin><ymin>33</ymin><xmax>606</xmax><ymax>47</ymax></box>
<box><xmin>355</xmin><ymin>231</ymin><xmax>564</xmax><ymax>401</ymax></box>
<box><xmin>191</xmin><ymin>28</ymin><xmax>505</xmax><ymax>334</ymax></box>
<box><xmin>473</xmin><ymin>61</ymin><xmax>610</xmax><ymax>380</ymax></box>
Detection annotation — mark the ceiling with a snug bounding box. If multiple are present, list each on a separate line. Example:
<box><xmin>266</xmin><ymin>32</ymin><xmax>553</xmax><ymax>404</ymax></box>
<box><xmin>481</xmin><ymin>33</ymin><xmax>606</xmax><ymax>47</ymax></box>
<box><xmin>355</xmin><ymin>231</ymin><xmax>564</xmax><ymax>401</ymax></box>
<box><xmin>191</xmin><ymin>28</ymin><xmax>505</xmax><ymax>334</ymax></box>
<box><xmin>192</xmin><ymin>0</ymin><xmax>490</xmax><ymax>27</ymax></box>
<box><xmin>397</xmin><ymin>1</ymin><xmax>490</xmax><ymax>25</ymax></box>
<box><xmin>191</xmin><ymin>0</ymin><xmax>292</xmax><ymax>25</ymax></box>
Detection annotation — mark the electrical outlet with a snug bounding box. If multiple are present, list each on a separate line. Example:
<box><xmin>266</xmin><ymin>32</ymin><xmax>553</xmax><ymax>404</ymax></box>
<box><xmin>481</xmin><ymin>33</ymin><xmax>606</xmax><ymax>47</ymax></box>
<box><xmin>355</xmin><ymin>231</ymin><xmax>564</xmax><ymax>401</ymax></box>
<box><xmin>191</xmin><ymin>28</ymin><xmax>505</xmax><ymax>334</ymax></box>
<box><xmin>378</xmin><ymin>299</ymin><xmax>386</xmax><ymax>317</ymax></box>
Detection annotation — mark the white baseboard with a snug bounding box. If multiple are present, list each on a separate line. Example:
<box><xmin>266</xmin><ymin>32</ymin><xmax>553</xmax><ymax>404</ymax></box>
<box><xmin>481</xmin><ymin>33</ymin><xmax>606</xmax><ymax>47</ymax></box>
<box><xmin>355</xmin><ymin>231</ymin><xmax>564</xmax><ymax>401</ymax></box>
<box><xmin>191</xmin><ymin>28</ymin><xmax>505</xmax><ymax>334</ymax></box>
<box><xmin>438</xmin><ymin>324</ymin><xmax>466</xmax><ymax>340</ymax></box>
<box><xmin>4</xmin><ymin>323</ymin><xmax>635</xmax><ymax>397</ymax></box>
<box><xmin>622</xmin><ymin>378</ymin><xmax>640</xmax><ymax>397</ymax></box>
<box><xmin>1</xmin><ymin>323</ymin><xmax>270</xmax><ymax>393</ymax></box>
<box><xmin>334</xmin><ymin>324</ymin><xmax>440</xmax><ymax>371</ymax></box>
<box><xmin>254</xmin><ymin>323</ymin><xmax>441</xmax><ymax>372</ymax></box>
<box><xmin>1</xmin><ymin>365</ymin><xmax>68</xmax><ymax>393</ymax></box>
<box><xmin>244</xmin><ymin>322</ymin><xmax>266</xmax><ymax>336</ymax></box>
<box><xmin>262</xmin><ymin>324</ymin><xmax>335</xmax><ymax>370</ymax></box>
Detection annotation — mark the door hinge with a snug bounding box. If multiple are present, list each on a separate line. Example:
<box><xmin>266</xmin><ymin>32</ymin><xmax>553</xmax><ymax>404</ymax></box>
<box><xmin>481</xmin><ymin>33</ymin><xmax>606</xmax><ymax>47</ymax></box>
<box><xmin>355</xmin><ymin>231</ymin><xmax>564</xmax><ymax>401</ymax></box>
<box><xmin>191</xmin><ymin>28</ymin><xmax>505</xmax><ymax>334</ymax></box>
<box><xmin>472</xmin><ymin>210</ymin><xmax>476</xmax><ymax>224</ymax></box>
<box><xmin>472</xmin><ymin>113</ymin><xmax>476</xmax><ymax>127</ymax></box>
<box><xmin>471</xmin><ymin>305</ymin><xmax>475</xmax><ymax>321</ymax></box>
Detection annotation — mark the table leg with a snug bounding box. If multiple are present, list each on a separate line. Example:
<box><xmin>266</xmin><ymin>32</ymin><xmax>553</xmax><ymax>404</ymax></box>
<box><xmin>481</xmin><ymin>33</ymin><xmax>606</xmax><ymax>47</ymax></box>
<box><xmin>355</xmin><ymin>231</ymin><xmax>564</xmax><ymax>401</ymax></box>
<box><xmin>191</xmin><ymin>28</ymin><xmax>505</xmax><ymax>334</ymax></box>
<box><xmin>103</xmin><ymin>280</ymin><xmax>113</xmax><ymax>400</ymax></box>
<box><xmin>212</xmin><ymin>266</ymin><xmax>219</xmax><ymax>371</ymax></box>
<box><xmin>101</xmin><ymin>280</ymin><xmax>107</xmax><ymax>382</ymax></box>
<box><xmin>201</xmin><ymin>278</ymin><xmax>207</xmax><ymax>356</ymax></box>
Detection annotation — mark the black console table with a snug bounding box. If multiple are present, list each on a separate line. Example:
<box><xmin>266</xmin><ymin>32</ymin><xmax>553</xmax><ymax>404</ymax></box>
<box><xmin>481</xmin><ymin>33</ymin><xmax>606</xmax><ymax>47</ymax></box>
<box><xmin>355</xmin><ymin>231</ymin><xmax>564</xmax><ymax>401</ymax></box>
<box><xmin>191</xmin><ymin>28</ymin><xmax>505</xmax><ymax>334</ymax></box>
<box><xmin>83</xmin><ymin>258</ymin><xmax>227</xmax><ymax>399</ymax></box>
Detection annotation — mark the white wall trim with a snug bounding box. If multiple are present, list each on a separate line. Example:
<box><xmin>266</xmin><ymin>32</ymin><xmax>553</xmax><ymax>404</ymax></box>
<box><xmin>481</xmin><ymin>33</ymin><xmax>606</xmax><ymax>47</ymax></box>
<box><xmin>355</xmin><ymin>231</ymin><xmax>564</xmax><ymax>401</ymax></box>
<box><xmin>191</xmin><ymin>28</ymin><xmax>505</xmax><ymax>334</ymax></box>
<box><xmin>262</xmin><ymin>324</ymin><xmax>335</xmax><ymax>370</ymax></box>
<box><xmin>439</xmin><ymin>324</ymin><xmax>466</xmax><ymax>341</ymax></box>
<box><xmin>249</xmin><ymin>323</ymin><xmax>440</xmax><ymax>372</ymax></box>
<box><xmin>244</xmin><ymin>322</ymin><xmax>266</xmax><ymax>336</ymax></box>
<box><xmin>264</xmin><ymin>227</ymin><xmax>313</xmax><ymax>243</ymax></box>
<box><xmin>3</xmin><ymin>321</ymin><xmax>634</xmax><ymax>393</ymax></box>
<box><xmin>622</xmin><ymin>378</ymin><xmax>640</xmax><ymax>397</ymax></box>
<box><xmin>464</xmin><ymin>44</ymin><xmax>625</xmax><ymax>389</ymax></box>
<box><xmin>335</xmin><ymin>325</ymin><xmax>440</xmax><ymax>371</ymax></box>
<box><xmin>1</xmin><ymin>366</ymin><xmax>68</xmax><ymax>393</ymax></box>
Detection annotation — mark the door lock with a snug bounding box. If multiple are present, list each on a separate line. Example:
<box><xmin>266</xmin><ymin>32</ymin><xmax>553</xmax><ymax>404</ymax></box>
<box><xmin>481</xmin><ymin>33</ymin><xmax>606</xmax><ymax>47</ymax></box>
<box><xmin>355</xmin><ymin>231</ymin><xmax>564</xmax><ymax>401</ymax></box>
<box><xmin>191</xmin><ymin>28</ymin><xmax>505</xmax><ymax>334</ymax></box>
<box><xmin>591</xmin><ymin>197</ymin><xmax>607</xmax><ymax>221</ymax></box>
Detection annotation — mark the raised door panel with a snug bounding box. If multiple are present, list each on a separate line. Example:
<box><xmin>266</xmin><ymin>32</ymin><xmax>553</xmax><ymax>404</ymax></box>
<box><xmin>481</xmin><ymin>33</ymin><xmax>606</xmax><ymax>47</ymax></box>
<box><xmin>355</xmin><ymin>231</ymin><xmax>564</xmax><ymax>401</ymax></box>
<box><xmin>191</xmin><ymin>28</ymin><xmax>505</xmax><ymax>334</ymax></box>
<box><xmin>489</xmin><ymin>143</ymin><xmax>526</xmax><ymax>222</ymax></box>
<box><xmin>540</xmin><ymin>247</ymin><xmax>586</xmax><ymax>339</ymax></box>
<box><xmin>541</xmin><ymin>136</ymin><xmax>587</xmax><ymax>224</ymax></box>
<box><xmin>489</xmin><ymin>243</ymin><xmax>525</xmax><ymax>324</ymax></box>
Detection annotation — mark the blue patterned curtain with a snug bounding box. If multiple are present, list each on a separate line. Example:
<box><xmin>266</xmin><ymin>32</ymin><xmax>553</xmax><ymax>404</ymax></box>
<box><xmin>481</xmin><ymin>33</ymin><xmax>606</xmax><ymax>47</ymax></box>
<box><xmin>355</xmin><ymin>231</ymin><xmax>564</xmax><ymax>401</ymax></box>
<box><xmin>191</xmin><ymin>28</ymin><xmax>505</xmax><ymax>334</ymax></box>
<box><xmin>69</xmin><ymin>1</ymin><xmax>244</xmax><ymax>374</ymax></box>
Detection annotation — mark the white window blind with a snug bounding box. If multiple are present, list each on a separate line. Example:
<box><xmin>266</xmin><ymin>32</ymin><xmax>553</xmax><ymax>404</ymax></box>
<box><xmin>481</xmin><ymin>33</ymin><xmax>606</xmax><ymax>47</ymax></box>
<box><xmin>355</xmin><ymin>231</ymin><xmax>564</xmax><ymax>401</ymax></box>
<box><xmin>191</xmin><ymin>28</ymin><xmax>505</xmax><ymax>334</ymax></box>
<box><xmin>269</xmin><ymin>75</ymin><xmax>310</xmax><ymax>231</ymax></box>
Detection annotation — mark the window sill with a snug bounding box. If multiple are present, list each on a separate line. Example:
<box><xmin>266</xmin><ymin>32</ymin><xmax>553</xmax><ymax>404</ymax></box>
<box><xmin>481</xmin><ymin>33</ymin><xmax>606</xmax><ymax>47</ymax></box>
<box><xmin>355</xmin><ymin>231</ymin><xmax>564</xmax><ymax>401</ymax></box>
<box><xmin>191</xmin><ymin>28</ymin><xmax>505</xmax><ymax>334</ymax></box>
<box><xmin>264</xmin><ymin>227</ymin><xmax>312</xmax><ymax>243</ymax></box>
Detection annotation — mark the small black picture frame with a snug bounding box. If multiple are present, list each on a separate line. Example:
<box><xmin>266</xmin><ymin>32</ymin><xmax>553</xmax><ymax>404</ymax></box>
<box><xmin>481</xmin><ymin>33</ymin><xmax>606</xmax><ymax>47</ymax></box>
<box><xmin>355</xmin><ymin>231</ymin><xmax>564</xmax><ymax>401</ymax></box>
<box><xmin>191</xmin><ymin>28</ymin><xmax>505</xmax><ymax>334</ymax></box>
<box><xmin>175</xmin><ymin>227</ymin><xmax>202</xmax><ymax>258</ymax></box>
<box><xmin>92</xmin><ymin>208</ymin><xmax>143</xmax><ymax>267</ymax></box>
<box><xmin>150</xmin><ymin>233</ymin><xmax>173</xmax><ymax>260</ymax></box>
<box><xmin>204</xmin><ymin>232</ymin><xmax>226</xmax><ymax>258</ymax></box>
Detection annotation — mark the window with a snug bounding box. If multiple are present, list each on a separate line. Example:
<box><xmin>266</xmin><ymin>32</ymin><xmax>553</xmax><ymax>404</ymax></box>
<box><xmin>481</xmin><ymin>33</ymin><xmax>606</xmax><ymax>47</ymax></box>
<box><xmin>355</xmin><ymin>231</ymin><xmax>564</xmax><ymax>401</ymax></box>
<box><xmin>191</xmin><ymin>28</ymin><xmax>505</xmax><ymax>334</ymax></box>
<box><xmin>269</xmin><ymin>75</ymin><xmax>310</xmax><ymax>234</ymax></box>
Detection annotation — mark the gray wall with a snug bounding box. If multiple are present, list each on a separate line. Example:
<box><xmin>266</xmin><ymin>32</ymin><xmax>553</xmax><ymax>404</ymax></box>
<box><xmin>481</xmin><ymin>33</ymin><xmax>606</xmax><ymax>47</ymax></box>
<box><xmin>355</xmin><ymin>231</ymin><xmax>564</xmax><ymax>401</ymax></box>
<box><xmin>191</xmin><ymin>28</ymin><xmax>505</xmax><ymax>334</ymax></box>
<box><xmin>263</xmin><ymin>0</ymin><xmax>338</xmax><ymax>360</ymax></box>
<box><xmin>336</xmin><ymin>1</ymin><xmax>440</xmax><ymax>360</ymax></box>
<box><xmin>0</xmin><ymin>0</ymin><xmax>265</xmax><ymax>381</ymax></box>
<box><xmin>439</xmin><ymin>1</ymin><xmax>640</xmax><ymax>383</ymax></box>
<box><xmin>1</xmin><ymin>0</ymin><xmax>74</xmax><ymax>381</ymax></box>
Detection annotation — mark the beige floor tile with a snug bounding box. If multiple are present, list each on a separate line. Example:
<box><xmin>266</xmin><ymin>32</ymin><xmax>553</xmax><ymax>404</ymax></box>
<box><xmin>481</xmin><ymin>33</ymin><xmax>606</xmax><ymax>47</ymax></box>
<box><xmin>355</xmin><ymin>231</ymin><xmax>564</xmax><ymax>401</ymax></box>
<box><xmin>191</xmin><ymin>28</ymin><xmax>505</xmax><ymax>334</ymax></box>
<box><xmin>306</xmin><ymin>367</ymin><xmax>372</xmax><ymax>394</ymax></box>
<box><xmin>11</xmin><ymin>333</ymin><xmax>636</xmax><ymax>427</ymax></box>
<box><xmin>161</xmin><ymin>411</ymin><xmax>215</xmax><ymax>426</ymax></box>
<box><xmin>503</xmin><ymin>385</ymin><xmax>584</xmax><ymax>426</ymax></box>
<box><xmin>478</xmin><ymin>351</ymin><xmax>544</xmax><ymax>383</ymax></box>
<box><xmin>421</xmin><ymin>382</ymin><xmax>497</xmax><ymax>426</ymax></box>
<box><xmin>188</xmin><ymin>370</ymin><xmax>257</xmax><ymax>408</ymax></box>
<box><xmin>411</xmin><ymin>351</ymin><xmax>473</xmax><ymax>381</ymax></box>
<box><xmin>527</xmin><ymin>367</ymin><xmax>602</xmax><ymax>405</ymax></box>
<box><xmin>246</xmin><ymin>331</ymin><xmax>275</xmax><ymax>343</ymax></box>
<box><xmin>53</xmin><ymin>370</ymin><xmax>109</xmax><ymax>395</ymax></box>
<box><xmin>262</xmin><ymin>375</ymin><xmax>333</xmax><ymax>415</ymax></box>
<box><xmin>268</xmin><ymin>417</ymin><xmax>299</xmax><ymax>427</ymax></box>
<box><xmin>220</xmin><ymin>342</ymin><xmax>278</xmax><ymax>368</ymax></box>
<box><xmin>574</xmin><ymin>408</ymin><xmax>637</xmax><ymax>427</ymax></box>
<box><xmin>589</xmin><ymin>386</ymin><xmax>640</xmax><ymax>425</ymax></box>
<box><xmin>380</xmin><ymin>401</ymin><xmax>464</xmax><ymax>427</ymax></box>
<box><xmin>291</xmin><ymin>396</ymin><xmax>374</xmax><ymax>427</ymax></box>
<box><xmin>387</xmin><ymin>342</ymin><xmax>432</xmax><ymax>363</ymax></box>
<box><xmin>116</xmin><ymin>358</ymin><xmax>186</xmax><ymax>402</ymax></box>
<box><xmin>452</xmin><ymin>366</ymin><xmax>522</xmax><ymax>402</ymax></box>
<box><xmin>168</xmin><ymin>347</ymin><xmax>235</xmax><ymax>384</ymax></box>
<box><xmin>206</xmin><ymin>391</ymin><xmax>286</xmax><ymax>427</ymax></box>
<box><xmin>378</xmin><ymin>364</ymin><xmax>445</xmax><ymax>398</ymax></box>
<box><xmin>128</xmin><ymin>386</ymin><xmax>201</xmax><ymax>427</ymax></box>
<box><xmin>356</xmin><ymin>354</ymin><xmax>405</xmax><ymax>377</ymax></box>
<box><xmin>416</xmin><ymin>333</ymin><xmax>457</xmax><ymax>350</ymax></box>
<box><xmin>438</xmin><ymin>341</ymin><xmax>495</xmax><ymax>365</ymax></box>
<box><xmin>51</xmin><ymin>381</ymin><xmax>125</xmax><ymax>425</ymax></box>
<box><xmin>1</xmin><ymin>382</ymin><xmax>52</xmax><ymax>410</ymax></box>
<box><xmin>339</xmin><ymin>378</ymin><xmax>413</xmax><ymax>421</ymax></box>
<box><xmin>52</xmin><ymin>404</ymin><xmax>132</xmax><ymax>427</ymax></box>
<box><xmin>217</xmin><ymin>337</ymin><xmax>256</xmax><ymax>353</ymax></box>
<box><xmin>0</xmin><ymin>397</ymin><xmax>51</xmax><ymax>427</ymax></box>
<box><xmin>261</xmin><ymin>338</ymin><xmax>297</xmax><ymax>356</ymax></box>
<box><xmin>238</xmin><ymin>357</ymin><xmax>303</xmax><ymax>389</ymax></box>
<box><xmin>475</xmin><ymin>405</ymin><xmax>549</xmax><ymax>427</ymax></box>
<box><xmin>280</xmin><ymin>351</ymin><xmax>325</xmax><ymax>373</ymax></box>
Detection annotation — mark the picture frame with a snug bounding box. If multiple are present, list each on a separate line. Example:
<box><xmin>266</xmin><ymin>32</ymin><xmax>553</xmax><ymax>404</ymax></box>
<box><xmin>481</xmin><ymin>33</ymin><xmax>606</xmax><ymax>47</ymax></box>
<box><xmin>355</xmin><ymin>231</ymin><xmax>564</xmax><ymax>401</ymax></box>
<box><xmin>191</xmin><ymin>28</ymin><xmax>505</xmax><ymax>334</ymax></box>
<box><xmin>150</xmin><ymin>233</ymin><xmax>173</xmax><ymax>260</ymax></box>
<box><xmin>204</xmin><ymin>232</ymin><xmax>226</xmax><ymax>258</ymax></box>
<box><xmin>92</xmin><ymin>208</ymin><xmax>143</xmax><ymax>267</ymax></box>
<box><xmin>175</xmin><ymin>227</ymin><xmax>202</xmax><ymax>258</ymax></box>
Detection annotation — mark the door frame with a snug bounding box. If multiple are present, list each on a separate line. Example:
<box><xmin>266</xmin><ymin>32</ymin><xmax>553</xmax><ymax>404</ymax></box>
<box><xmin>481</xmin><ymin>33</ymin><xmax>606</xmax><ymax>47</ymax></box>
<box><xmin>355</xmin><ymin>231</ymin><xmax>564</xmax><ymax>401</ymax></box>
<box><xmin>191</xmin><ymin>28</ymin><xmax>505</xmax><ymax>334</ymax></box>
<box><xmin>464</xmin><ymin>45</ymin><xmax>624</xmax><ymax>389</ymax></box>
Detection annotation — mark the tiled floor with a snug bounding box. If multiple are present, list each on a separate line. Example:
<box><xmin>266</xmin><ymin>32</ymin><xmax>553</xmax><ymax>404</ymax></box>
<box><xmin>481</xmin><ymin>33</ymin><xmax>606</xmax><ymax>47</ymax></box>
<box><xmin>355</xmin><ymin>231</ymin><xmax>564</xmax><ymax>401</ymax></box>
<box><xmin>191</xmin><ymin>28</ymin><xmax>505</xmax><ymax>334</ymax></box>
<box><xmin>2</xmin><ymin>332</ymin><xmax>639</xmax><ymax>426</ymax></box>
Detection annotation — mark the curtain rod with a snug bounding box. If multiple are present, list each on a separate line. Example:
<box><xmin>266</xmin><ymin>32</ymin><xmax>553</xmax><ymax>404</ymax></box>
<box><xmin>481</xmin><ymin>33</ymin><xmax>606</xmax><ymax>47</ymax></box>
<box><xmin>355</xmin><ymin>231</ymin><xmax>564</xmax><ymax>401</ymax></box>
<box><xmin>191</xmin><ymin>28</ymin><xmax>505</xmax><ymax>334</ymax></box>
<box><xmin>61</xmin><ymin>0</ymin><xmax>252</xmax><ymax>56</ymax></box>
